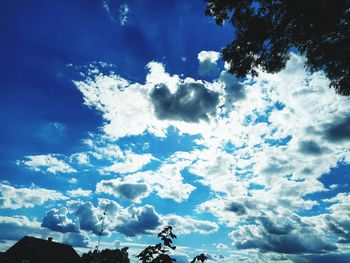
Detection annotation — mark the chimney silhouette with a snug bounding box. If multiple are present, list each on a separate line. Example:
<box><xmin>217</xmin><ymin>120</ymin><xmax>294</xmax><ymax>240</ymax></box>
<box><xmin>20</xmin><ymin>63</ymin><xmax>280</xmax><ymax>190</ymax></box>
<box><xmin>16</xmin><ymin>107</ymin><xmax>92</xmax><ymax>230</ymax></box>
<box><xmin>48</xmin><ymin>237</ymin><xmax>53</xmax><ymax>242</ymax></box>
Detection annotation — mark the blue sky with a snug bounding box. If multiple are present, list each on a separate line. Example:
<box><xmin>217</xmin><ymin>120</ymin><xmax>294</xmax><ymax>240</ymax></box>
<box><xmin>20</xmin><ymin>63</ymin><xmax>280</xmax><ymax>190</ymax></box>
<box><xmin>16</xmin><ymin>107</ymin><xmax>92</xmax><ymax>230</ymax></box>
<box><xmin>1</xmin><ymin>1</ymin><xmax>350</xmax><ymax>262</ymax></box>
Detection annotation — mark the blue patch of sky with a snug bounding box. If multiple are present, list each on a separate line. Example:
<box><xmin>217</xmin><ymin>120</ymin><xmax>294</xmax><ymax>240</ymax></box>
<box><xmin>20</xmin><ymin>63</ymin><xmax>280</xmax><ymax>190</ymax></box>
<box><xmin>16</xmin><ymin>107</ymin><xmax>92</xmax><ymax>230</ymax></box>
<box><xmin>265</xmin><ymin>135</ymin><xmax>292</xmax><ymax>146</ymax></box>
<box><xmin>248</xmin><ymin>183</ymin><xmax>265</xmax><ymax>191</ymax></box>
<box><xmin>299</xmin><ymin>163</ymin><xmax>350</xmax><ymax>216</ymax></box>
<box><xmin>118</xmin><ymin>127</ymin><xmax>204</xmax><ymax>159</ymax></box>
<box><xmin>253</xmin><ymin>102</ymin><xmax>285</xmax><ymax>125</ymax></box>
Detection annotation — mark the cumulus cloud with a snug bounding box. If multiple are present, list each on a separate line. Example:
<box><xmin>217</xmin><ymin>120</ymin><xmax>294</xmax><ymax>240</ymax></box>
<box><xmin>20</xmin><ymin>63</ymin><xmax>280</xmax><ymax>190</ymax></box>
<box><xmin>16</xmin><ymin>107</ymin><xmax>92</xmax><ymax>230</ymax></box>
<box><xmin>229</xmin><ymin>214</ymin><xmax>336</xmax><ymax>254</ymax></box>
<box><xmin>63</xmin><ymin>232</ymin><xmax>90</xmax><ymax>248</ymax></box>
<box><xmin>151</xmin><ymin>83</ymin><xmax>220</xmax><ymax>122</ymax></box>
<box><xmin>124</xmin><ymin>162</ymin><xmax>196</xmax><ymax>202</ymax></box>
<box><xmin>323</xmin><ymin>193</ymin><xmax>350</xmax><ymax>243</ymax></box>
<box><xmin>17</xmin><ymin>154</ymin><xmax>76</xmax><ymax>174</ymax></box>
<box><xmin>198</xmin><ymin>51</ymin><xmax>220</xmax><ymax>76</ymax></box>
<box><xmin>225</xmin><ymin>202</ymin><xmax>247</xmax><ymax>216</ymax></box>
<box><xmin>99</xmin><ymin>151</ymin><xmax>154</xmax><ymax>175</ymax></box>
<box><xmin>73</xmin><ymin>202</ymin><xmax>102</xmax><ymax>235</ymax></box>
<box><xmin>71</xmin><ymin>152</ymin><xmax>90</xmax><ymax>165</ymax></box>
<box><xmin>74</xmin><ymin>73</ymin><xmax>166</xmax><ymax>139</ymax></box>
<box><xmin>218</xmin><ymin>70</ymin><xmax>246</xmax><ymax>112</ymax></box>
<box><xmin>67</xmin><ymin>199</ymin><xmax>215</xmax><ymax>239</ymax></box>
<box><xmin>0</xmin><ymin>183</ymin><xmax>67</xmax><ymax>209</ymax></box>
<box><xmin>298</xmin><ymin>140</ymin><xmax>327</xmax><ymax>155</ymax></box>
<box><xmin>113</xmin><ymin>204</ymin><xmax>161</xmax><ymax>237</ymax></box>
<box><xmin>67</xmin><ymin>200</ymin><xmax>160</xmax><ymax>237</ymax></box>
<box><xmin>0</xmin><ymin>215</ymin><xmax>56</xmax><ymax>242</ymax></box>
<box><xmin>323</xmin><ymin>115</ymin><xmax>350</xmax><ymax>142</ymax></box>
<box><xmin>74</xmin><ymin>60</ymin><xmax>224</xmax><ymax>139</ymax></box>
<box><xmin>96</xmin><ymin>179</ymin><xmax>149</xmax><ymax>203</ymax></box>
<box><xmin>42</xmin><ymin>207</ymin><xmax>78</xmax><ymax>233</ymax></box>
<box><xmin>163</xmin><ymin>215</ymin><xmax>219</xmax><ymax>235</ymax></box>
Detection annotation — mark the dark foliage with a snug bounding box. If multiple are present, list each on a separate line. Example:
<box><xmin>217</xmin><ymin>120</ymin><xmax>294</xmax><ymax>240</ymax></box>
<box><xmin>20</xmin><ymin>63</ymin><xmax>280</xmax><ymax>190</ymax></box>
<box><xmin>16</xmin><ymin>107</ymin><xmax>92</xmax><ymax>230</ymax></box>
<box><xmin>137</xmin><ymin>226</ymin><xmax>177</xmax><ymax>263</ymax></box>
<box><xmin>204</xmin><ymin>0</ymin><xmax>350</xmax><ymax>95</ymax></box>
<box><xmin>190</xmin><ymin>253</ymin><xmax>208</xmax><ymax>263</ymax></box>
<box><xmin>81</xmin><ymin>247</ymin><xmax>130</xmax><ymax>263</ymax></box>
<box><xmin>137</xmin><ymin>226</ymin><xmax>208</xmax><ymax>263</ymax></box>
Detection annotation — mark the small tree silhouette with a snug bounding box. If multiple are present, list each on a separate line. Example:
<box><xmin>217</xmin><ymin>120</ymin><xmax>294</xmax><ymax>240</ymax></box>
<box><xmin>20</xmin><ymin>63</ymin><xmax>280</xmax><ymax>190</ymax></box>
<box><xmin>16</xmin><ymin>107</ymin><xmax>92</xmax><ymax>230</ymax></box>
<box><xmin>137</xmin><ymin>226</ymin><xmax>177</xmax><ymax>263</ymax></box>
<box><xmin>137</xmin><ymin>226</ymin><xmax>208</xmax><ymax>263</ymax></box>
<box><xmin>190</xmin><ymin>253</ymin><xmax>208</xmax><ymax>263</ymax></box>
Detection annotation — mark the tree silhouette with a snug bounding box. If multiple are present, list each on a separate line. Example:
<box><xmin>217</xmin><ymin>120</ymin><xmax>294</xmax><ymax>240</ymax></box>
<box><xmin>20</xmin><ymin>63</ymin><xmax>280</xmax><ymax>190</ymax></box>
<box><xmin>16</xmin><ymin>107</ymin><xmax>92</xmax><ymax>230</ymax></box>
<box><xmin>81</xmin><ymin>247</ymin><xmax>130</xmax><ymax>263</ymax></box>
<box><xmin>190</xmin><ymin>253</ymin><xmax>208</xmax><ymax>263</ymax></box>
<box><xmin>137</xmin><ymin>226</ymin><xmax>177</xmax><ymax>263</ymax></box>
<box><xmin>204</xmin><ymin>0</ymin><xmax>350</xmax><ymax>95</ymax></box>
<box><xmin>137</xmin><ymin>226</ymin><xmax>208</xmax><ymax>263</ymax></box>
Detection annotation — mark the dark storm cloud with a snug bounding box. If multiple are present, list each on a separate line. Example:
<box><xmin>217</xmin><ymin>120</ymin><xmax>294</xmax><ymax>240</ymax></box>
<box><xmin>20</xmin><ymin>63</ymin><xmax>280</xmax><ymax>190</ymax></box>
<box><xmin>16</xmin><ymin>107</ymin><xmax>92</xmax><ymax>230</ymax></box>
<box><xmin>41</xmin><ymin>208</ymin><xmax>78</xmax><ymax>233</ymax></box>
<box><xmin>298</xmin><ymin>140</ymin><xmax>325</xmax><ymax>155</ymax></box>
<box><xmin>225</xmin><ymin>202</ymin><xmax>247</xmax><ymax>215</ymax></box>
<box><xmin>114</xmin><ymin>205</ymin><xmax>160</xmax><ymax>237</ymax></box>
<box><xmin>324</xmin><ymin>115</ymin><xmax>350</xmax><ymax>142</ymax></box>
<box><xmin>150</xmin><ymin>83</ymin><xmax>220</xmax><ymax>122</ymax></box>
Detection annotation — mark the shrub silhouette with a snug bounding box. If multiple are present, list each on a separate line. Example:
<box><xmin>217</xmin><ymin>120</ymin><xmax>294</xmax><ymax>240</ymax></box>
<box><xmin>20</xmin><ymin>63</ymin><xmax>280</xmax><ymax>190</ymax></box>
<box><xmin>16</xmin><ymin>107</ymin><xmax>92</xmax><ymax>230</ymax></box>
<box><xmin>190</xmin><ymin>253</ymin><xmax>208</xmax><ymax>263</ymax></box>
<box><xmin>81</xmin><ymin>247</ymin><xmax>130</xmax><ymax>263</ymax></box>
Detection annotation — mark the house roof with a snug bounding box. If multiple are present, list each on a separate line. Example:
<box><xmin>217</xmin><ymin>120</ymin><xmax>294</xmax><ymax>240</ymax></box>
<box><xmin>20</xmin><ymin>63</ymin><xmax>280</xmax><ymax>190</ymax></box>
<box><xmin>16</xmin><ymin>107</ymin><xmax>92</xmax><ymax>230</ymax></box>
<box><xmin>4</xmin><ymin>236</ymin><xmax>81</xmax><ymax>262</ymax></box>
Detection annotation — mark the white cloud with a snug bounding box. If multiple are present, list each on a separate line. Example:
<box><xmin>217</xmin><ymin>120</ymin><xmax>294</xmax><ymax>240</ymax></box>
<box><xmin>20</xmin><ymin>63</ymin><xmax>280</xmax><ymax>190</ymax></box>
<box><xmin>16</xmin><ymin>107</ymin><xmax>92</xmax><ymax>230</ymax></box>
<box><xmin>163</xmin><ymin>214</ymin><xmax>219</xmax><ymax>235</ymax></box>
<box><xmin>0</xmin><ymin>215</ymin><xmax>43</xmax><ymax>241</ymax></box>
<box><xmin>124</xmin><ymin>162</ymin><xmax>196</xmax><ymax>203</ymax></box>
<box><xmin>0</xmin><ymin>183</ymin><xmax>67</xmax><ymax>209</ymax></box>
<box><xmin>42</xmin><ymin>207</ymin><xmax>78</xmax><ymax>233</ymax></box>
<box><xmin>0</xmin><ymin>215</ymin><xmax>66</xmax><ymax>245</ymax></box>
<box><xmin>214</xmin><ymin>243</ymin><xmax>228</xmax><ymax>249</ymax></box>
<box><xmin>99</xmin><ymin>151</ymin><xmax>154</xmax><ymax>175</ymax></box>
<box><xmin>74</xmin><ymin>73</ymin><xmax>166</xmax><ymax>139</ymax></box>
<box><xmin>73</xmin><ymin>61</ymin><xmax>225</xmax><ymax>140</ymax></box>
<box><xmin>198</xmin><ymin>51</ymin><xmax>220</xmax><ymax>76</ymax></box>
<box><xmin>71</xmin><ymin>152</ymin><xmax>90</xmax><ymax>165</ymax></box>
<box><xmin>17</xmin><ymin>154</ymin><xmax>76</xmax><ymax>174</ymax></box>
<box><xmin>96</xmin><ymin>179</ymin><xmax>150</xmax><ymax>203</ymax></box>
<box><xmin>68</xmin><ymin>178</ymin><xmax>78</xmax><ymax>184</ymax></box>
<box><xmin>67</xmin><ymin>188</ymin><xmax>92</xmax><ymax>198</ymax></box>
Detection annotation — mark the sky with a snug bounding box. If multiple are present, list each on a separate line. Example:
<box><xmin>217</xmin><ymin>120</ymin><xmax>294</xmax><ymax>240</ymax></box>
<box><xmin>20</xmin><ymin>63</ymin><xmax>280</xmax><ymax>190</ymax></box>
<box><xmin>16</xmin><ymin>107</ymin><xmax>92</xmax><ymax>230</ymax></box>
<box><xmin>1</xmin><ymin>1</ymin><xmax>350</xmax><ymax>262</ymax></box>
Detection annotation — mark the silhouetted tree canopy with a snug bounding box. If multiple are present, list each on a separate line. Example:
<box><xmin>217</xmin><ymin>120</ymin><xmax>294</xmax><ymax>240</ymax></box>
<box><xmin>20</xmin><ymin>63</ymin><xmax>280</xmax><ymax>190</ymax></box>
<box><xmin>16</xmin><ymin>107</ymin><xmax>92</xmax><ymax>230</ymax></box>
<box><xmin>204</xmin><ymin>0</ymin><xmax>350</xmax><ymax>95</ymax></box>
<box><xmin>81</xmin><ymin>247</ymin><xmax>130</xmax><ymax>263</ymax></box>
